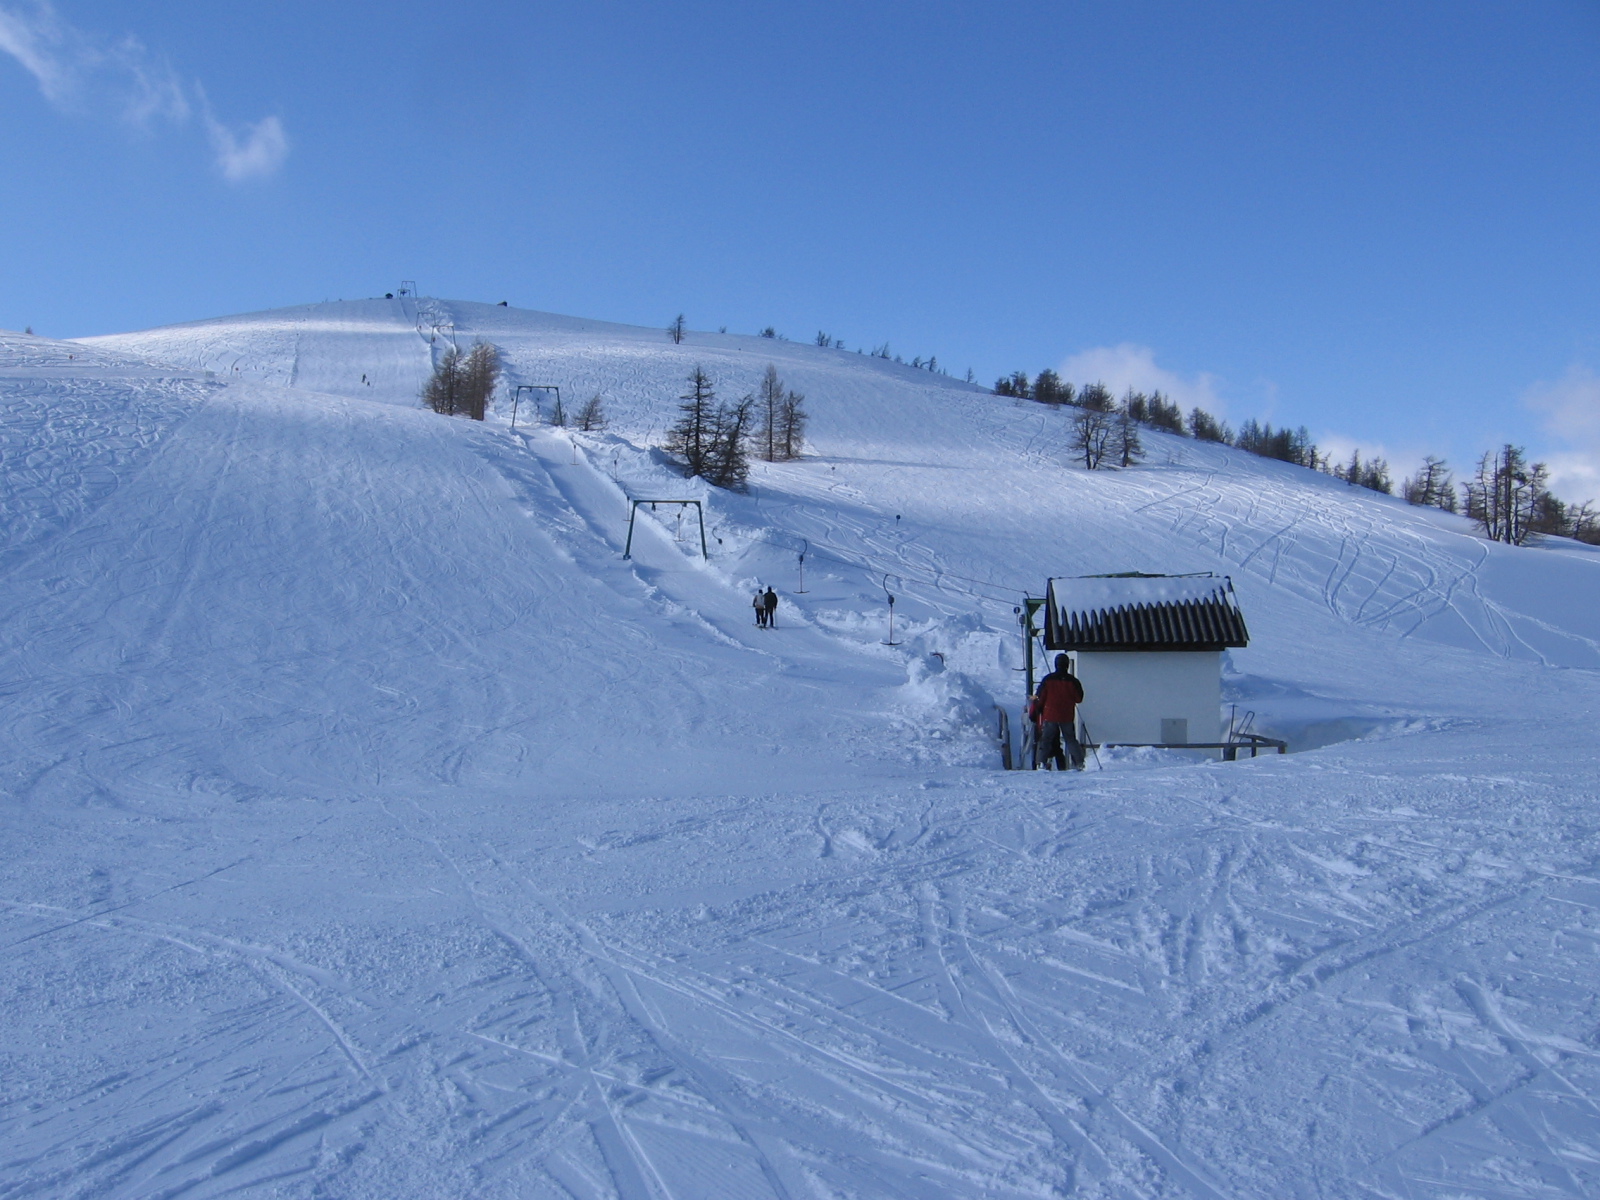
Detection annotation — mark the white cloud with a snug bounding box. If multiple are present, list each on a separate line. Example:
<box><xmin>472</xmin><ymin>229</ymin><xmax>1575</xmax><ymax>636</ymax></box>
<box><xmin>205</xmin><ymin>111</ymin><xmax>288</xmax><ymax>183</ymax></box>
<box><xmin>1524</xmin><ymin>364</ymin><xmax>1600</xmax><ymax>502</ymax></box>
<box><xmin>1313</xmin><ymin>432</ymin><xmax>1429</xmax><ymax>479</ymax></box>
<box><xmin>1057</xmin><ymin>343</ymin><xmax>1227</xmax><ymax>415</ymax></box>
<box><xmin>0</xmin><ymin>1</ymin><xmax>284</xmax><ymax>181</ymax></box>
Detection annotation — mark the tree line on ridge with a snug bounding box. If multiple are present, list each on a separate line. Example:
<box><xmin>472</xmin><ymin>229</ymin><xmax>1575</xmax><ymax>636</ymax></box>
<box><xmin>996</xmin><ymin>368</ymin><xmax>1599</xmax><ymax>546</ymax></box>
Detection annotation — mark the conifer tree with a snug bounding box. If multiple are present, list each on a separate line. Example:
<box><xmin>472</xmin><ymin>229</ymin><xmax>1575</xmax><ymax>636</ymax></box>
<box><xmin>667</xmin><ymin>366</ymin><xmax>717</xmax><ymax>476</ymax></box>
<box><xmin>1188</xmin><ymin>408</ymin><xmax>1230</xmax><ymax>442</ymax></box>
<box><xmin>708</xmin><ymin>395</ymin><xmax>754</xmax><ymax>489</ymax></box>
<box><xmin>1403</xmin><ymin>456</ymin><xmax>1456</xmax><ymax>510</ymax></box>
<box><xmin>995</xmin><ymin>371</ymin><xmax>1032</xmax><ymax>398</ymax></box>
<box><xmin>1079</xmin><ymin>382</ymin><xmax>1115</xmax><ymax>412</ymax></box>
<box><xmin>758</xmin><ymin>364</ymin><xmax>784</xmax><ymax>462</ymax></box>
<box><xmin>1145</xmin><ymin>391</ymin><xmax>1186</xmax><ymax>434</ymax></box>
<box><xmin>1112</xmin><ymin>410</ymin><xmax>1145</xmax><ymax>467</ymax></box>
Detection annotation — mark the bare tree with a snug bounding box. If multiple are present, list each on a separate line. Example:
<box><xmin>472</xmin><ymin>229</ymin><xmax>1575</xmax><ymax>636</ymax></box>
<box><xmin>1465</xmin><ymin>444</ymin><xmax>1549</xmax><ymax>544</ymax></box>
<box><xmin>421</xmin><ymin>345</ymin><xmax>465</xmax><ymax>416</ymax></box>
<box><xmin>668</xmin><ymin>314</ymin><xmax>686</xmax><ymax>345</ymax></box>
<box><xmin>757</xmin><ymin>364</ymin><xmax>784</xmax><ymax>462</ymax></box>
<box><xmin>778</xmin><ymin>387</ymin><xmax>807</xmax><ymax>460</ymax></box>
<box><xmin>1569</xmin><ymin>500</ymin><xmax>1600</xmax><ymax>545</ymax></box>
<box><xmin>575</xmin><ymin>393</ymin><xmax>607</xmax><ymax>432</ymax></box>
<box><xmin>1071</xmin><ymin>407</ymin><xmax>1113</xmax><ymax>469</ymax></box>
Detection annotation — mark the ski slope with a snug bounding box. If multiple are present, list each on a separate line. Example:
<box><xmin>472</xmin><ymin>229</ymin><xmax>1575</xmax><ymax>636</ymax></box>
<box><xmin>0</xmin><ymin>305</ymin><xmax>1596</xmax><ymax>1198</ymax></box>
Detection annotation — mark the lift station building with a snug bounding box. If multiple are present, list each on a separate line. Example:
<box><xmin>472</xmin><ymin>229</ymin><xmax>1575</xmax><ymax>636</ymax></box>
<box><xmin>1043</xmin><ymin>574</ymin><xmax>1250</xmax><ymax>752</ymax></box>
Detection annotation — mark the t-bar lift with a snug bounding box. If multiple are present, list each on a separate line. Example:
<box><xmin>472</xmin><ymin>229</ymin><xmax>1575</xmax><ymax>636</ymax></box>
<box><xmin>623</xmin><ymin>500</ymin><xmax>708</xmax><ymax>560</ymax></box>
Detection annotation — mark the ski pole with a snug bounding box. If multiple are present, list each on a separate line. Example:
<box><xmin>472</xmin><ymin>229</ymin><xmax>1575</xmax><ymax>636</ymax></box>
<box><xmin>1078</xmin><ymin>716</ymin><xmax>1103</xmax><ymax>771</ymax></box>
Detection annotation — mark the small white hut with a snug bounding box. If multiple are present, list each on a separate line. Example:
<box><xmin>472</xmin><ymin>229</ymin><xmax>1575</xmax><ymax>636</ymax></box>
<box><xmin>1043</xmin><ymin>574</ymin><xmax>1249</xmax><ymax>753</ymax></box>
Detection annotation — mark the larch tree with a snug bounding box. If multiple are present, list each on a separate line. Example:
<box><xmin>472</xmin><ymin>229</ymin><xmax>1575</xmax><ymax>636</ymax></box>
<box><xmin>459</xmin><ymin>341</ymin><xmax>501</xmax><ymax>421</ymax></box>
<box><xmin>1466</xmin><ymin>444</ymin><xmax>1549</xmax><ymax>545</ymax></box>
<box><xmin>758</xmin><ymin>364</ymin><xmax>784</xmax><ymax>462</ymax></box>
<box><xmin>1034</xmin><ymin>369</ymin><xmax>1069</xmax><ymax>405</ymax></box>
<box><xmin>1403</xmin><ymin>456</ymin><xmax>1456</xmax><ymax>511</ymax></box>
<box><xmin>778</xmin><ymin>386</ymin><xmax>807</xmax><ymax>460</ymax></box>
<box><xmin>422</xmin><ymin>345</ymin><xmax>466</xmax><ymax>416</ymax></box>
<box><xmin>1078</xmin><ymin>381</ymin><xmax>1116</xmax><ymax>412</ymax></box>
<box><xmin>1112</xmin><ymin>410</ymin><xmax>1145</xmax><ymax>467</ymax></box>
<box><xmin>708</xmin><ymin>395</ymin><xmax>754</xmax><ymax>489</ymax></box>
<box><xmin>1187</xmin><ymin>408</ymin><xmax>1231</xmax><ymax>443</ymax></box>
<box><xmin>668</xmin><ymin>365</ymin><xmax>718</xmax><ymax>477</ymax></box>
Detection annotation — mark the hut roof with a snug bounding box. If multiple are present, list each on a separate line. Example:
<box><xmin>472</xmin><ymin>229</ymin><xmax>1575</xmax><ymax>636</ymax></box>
<box><xmin>1044</xmin><ymin>574</ymin><xmax>1249</xmax><ymax>652</ymax></box>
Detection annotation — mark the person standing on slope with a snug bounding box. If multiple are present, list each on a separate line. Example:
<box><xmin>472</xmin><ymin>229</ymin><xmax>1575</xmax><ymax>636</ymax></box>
<box><xmin>763</xmin><ymin>587</ymin><xmax>779</xmax><ymax>629</ymax></box>
<box><xmin>1030</xmin><ymin>654</ymin><xmax>1085</xmax><ymax>770</ymax></box>
<box><xmin>753</xmin><ymin>589</ymin><xmax>768</xmax><ymax>628</ymax></box>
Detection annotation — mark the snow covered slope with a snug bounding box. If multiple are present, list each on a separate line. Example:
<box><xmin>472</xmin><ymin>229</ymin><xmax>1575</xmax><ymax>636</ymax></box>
<box><xmin>0</xmin><ymin>306</ymin><xmax>1595</xmax><ymax>1198</ymax></box>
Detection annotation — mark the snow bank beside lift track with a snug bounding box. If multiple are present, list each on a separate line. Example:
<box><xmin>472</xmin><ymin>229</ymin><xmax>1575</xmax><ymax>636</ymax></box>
<box><xmin>0</xmin><ymin>307</ymin><xmax>1591</xmax><ymax>1197</ymax></box>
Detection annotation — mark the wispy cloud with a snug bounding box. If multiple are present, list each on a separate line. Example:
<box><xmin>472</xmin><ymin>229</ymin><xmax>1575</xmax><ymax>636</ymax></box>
<box><xmin>1313</xmin><ymin>432</ymin><xmax>1430</xmax><ymax>480</ymax></box>
<box><xmin>1524</xmin><ymin>364</ymin><xmax>1600</xmax><ymax>502</ymax></box>
<box><xmin>0</xmin><ymin>1</ymin><xmax>285</xmax><ymax>181</ymax></box>
<box><xmin>0</xmin><ymin>1</ymin><xmax>75</xmax><ymax>104</ymax></box>
<box><xmin>202</xmin><ymin>101</ymin><xmax>289</xmax><ymax>183</ymax></box>
<box><xmin>1057</xmin><ymin>343</ymin><xmax>1227</xmax><ymax>415</ymax></box>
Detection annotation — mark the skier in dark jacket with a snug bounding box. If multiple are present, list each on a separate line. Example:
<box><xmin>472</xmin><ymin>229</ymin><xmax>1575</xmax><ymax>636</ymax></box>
<box><xmin>762</xmin><ymin>587</ymin><xmax>779</xmax><ymax>628</ymax></box>
<box><xmin>1029</xmin><ymin>655</ymin><xmax>1085</xmax><ymax>770</ymax></box>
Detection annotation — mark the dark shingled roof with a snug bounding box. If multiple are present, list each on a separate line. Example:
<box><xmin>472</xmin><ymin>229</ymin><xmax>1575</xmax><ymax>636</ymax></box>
<box><xmin>1044</xmin><ymin>575</ymin><xmax>1249</xmax><ymax>651</ymax></box>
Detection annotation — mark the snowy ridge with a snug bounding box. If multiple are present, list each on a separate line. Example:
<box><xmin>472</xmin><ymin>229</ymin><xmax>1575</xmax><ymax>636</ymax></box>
<box><xmin>0</xmin><ymin>305</ymin><xmax>1595</xmax><ymax>1197</ymax></box>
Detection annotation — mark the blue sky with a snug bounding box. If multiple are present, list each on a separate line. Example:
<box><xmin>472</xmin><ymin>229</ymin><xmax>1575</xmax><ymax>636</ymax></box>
<box><xmin>5</xmin><ymin>1</ymin><xmax>1600</xmax><ymax>497</ymax></box>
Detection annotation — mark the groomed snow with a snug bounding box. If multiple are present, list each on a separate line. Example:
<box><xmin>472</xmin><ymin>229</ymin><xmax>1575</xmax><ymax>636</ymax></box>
<box><xmin>1</xmin><ymin>304</ymin><xmax>1596</xmax><ymax>1197</ymax></box>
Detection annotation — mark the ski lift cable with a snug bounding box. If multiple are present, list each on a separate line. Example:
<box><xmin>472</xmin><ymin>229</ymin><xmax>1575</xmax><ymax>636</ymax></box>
<box><xmin>742</xmin><ymin>531</ymin><xmax>1025</xmax><ymax>605</ymax></box>
<box><xmin>741</xmin><ymin>527</ymin><xmax>1027</xmax><ymax>596</ymax></box>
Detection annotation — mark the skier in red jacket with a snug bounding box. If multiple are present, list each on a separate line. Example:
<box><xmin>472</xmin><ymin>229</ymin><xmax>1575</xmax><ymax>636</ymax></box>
<box><xmin>1029</xmin><ymin>655</ymin><xmax>1085</xmax><ymax>770</ymax></box>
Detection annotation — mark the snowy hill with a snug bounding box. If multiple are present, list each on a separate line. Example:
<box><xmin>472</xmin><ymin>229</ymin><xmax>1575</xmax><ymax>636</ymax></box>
<box><xmin>1</xmin><ymin>305</ymin><xmax>1596</xmax><ymax>1197</ymax></box>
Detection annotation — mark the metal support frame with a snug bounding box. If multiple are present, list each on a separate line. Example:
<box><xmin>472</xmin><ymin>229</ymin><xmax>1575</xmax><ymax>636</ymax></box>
<box><xmin>1016</xmin><ymin>596</ymin><xmax>1046</xmax><ymax>699</ymax></box>
<box><xmin>510</xmin><ymin>384</ymin><xmax>560</xmax><ymax>431</ymax></box>
<box><xmin>881</xmin><ymin>575</ymin><xmax>901</xmax><ymax>646</ymax></box>
<box><xmin>1083</xmin><ymin>737</ymin><xmax>1287</xmax><ymax>759</ymax></box>
<box><xmin>624</xmin><ymin>500</ymin><xmax>707</xmax><ymax>560</ymax></box>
